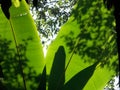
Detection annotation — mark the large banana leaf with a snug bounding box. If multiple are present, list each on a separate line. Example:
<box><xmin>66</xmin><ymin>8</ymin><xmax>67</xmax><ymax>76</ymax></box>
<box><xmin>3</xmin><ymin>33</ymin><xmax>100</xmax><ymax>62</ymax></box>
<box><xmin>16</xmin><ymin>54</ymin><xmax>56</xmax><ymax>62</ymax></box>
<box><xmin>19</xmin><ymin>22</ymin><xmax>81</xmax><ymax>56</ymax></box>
<box><xmin>0</xmin><ymin>0</ymin><xmax>44</xmax><ymax>89</ymax></box>
<box><xmin>45</xmin><ymin>0</ymin><xmax>118</xmax><ymax>90</ymax></box>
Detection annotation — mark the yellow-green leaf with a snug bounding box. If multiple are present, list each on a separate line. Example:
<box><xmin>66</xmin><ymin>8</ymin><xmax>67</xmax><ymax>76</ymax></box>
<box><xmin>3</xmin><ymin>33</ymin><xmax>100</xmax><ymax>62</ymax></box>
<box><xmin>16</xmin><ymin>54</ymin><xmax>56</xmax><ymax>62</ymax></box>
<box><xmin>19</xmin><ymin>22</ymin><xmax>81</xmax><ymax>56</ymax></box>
<box><xmin>45</xmin><ymin>0</ymin><xmax>118</xmax><ymax>90</ymax></box>
<box><xmin>0</xmin><ymin>0</ymin><xmax>44</xmax><ymax>89</ymax></box>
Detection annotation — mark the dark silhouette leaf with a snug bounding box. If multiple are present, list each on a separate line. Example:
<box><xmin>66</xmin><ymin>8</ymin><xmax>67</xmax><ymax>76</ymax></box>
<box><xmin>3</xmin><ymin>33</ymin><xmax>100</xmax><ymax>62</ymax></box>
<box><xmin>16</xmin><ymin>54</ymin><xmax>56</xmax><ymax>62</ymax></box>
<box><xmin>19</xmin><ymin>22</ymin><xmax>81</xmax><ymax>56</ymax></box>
<box><xmin>63</xmin><ymin>62</ymin><xmax>98</xmax><ymax>90</ymax></box>
<box><xmin>25</xmin><ymin>0</ymin><xmax>30</xmax><ymax>4</ymax></box>
<box><xmin>1</xmin><ymin>0</ymin><xmax>12</xmax><ymax>19</ymax></box>
<box><xmin>33</xmin><ymin>0</ymin><xmax>38</xmax><ymax>9</ymax></box>
<box><xmin>48</xmin><ymin>46</ymin><xmax>66</xmax><ymax>90</ymax></box>
<box><xmin>38</xmin><ymin>66</ymin><xmax>46</xmax><ymax>90</ymax></box>
<box><xmin>0</xmin><ymin>65</ymin><xmax>3</xmax><ymax>78</ymax></box>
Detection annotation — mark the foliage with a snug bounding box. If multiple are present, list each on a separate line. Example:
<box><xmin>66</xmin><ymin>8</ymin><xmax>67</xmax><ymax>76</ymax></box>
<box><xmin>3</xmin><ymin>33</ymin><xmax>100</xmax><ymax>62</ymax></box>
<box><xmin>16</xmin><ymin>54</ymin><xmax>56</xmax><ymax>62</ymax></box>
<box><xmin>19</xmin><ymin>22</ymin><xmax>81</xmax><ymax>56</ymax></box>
<box><xmin>0</xmin><ymin>0</ymin><xmax>119</xmax><ymax>90</ymax></box>
<box><xmin>103</xmin><ymin>0</ymin><xmax>120</xmax><ymax>62</ymax></box>
<box><xmin>0</xmin><ymin>0</ymin><xmax>44</xmax><ymax>89</ymax></box>
<box><xmin>103</xmin><ymin>0</ymin><xmax>120</xmax><ymax>89</ymax></box>
<box><xmin>30</xmin><ymin>0</ymin><xmax>77</xmax><ymax>42</ymax></box>
<box><xmin>45</xmin><ymin>0</ymin><xmax>118</xmax><ymax>90</ymax></box>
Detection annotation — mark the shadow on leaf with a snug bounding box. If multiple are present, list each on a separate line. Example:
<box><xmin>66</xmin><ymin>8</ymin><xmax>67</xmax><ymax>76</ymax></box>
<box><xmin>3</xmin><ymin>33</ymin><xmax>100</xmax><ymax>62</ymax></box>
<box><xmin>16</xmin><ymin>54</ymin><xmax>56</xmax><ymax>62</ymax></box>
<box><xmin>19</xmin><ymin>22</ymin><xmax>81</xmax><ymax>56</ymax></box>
<box><xmin>62</xmin><ymin>0</ymin><xmax>118</xmax><ymax>73</ymax></box>
<box><xmin>63</xmin><ymin>62</ymin><xmax>99</xmax><ymax>90</ymax></box>
<box><xmin>0</xmin><ymin>36</ymin><xmax>42</xmax><ymax>90</ymax></box>
<box><xmin>48</xmin><ymin>46</ymin><xmax>66</xmax><ymax>90</ymax></box>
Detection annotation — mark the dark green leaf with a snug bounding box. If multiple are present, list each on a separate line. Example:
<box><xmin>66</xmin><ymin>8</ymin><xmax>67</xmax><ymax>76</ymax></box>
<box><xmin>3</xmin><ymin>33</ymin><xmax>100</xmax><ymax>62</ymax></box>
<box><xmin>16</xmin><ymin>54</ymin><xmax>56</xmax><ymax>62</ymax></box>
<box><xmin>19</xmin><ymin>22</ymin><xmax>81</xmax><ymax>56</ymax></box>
<box><xmin>1</xmin><ymin>0</ymin><xmax>12</xmax><ymax>19</ymax></box>
<box><xmin>48</xmin><ymin>46</ymin><xmax>66</xmax><ymax>90</ymax></box>
<box><xmin>38</xmin><ymin>66</ymin><xmax>46</xmax><ymax>90</ymax></box>
<box><xmin>63</xmin><ymin>62</ymin><xmax>98</xmax><ymax>90</ymax></box>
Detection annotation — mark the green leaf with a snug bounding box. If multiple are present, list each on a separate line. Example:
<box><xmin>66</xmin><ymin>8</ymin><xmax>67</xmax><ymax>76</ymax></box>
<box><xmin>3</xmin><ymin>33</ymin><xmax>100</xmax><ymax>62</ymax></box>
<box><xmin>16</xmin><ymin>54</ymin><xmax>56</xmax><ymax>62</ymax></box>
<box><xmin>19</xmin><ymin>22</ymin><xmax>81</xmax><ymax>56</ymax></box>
<box><xmin>12</xmin><ymin>0</ymin><xmax>20</xmax><ymax>7</ymax></box>
<box><xmin>63</xmin><ymin>62</ymin><xmax>98</xmax><ymax>90</ymax></box>
<box><xmin>48</xmin><ymin>46</ymin><xmax>65</xmax><ymax>90</ymax></box>
<box><xmin>0</xmin><ymin>0</ymin><xmax>44</xmax><ymax>89</ymax></box>
<box><xmin>45</xmin><ymin>0</ymin><xmax>118</xmax><ymax>90</ymax></box>
<box><xmin>37</xmin><ymin>66</ymin><xmax>46</xmax><ymax>90</ymax></box>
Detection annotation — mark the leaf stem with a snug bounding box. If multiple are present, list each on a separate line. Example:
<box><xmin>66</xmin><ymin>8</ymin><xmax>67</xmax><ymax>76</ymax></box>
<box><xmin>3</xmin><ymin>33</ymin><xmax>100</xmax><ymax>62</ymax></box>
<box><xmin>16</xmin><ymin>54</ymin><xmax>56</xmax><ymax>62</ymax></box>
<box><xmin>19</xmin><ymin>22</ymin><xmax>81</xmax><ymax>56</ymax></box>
<box><xmin>65</xmin><ymin>38</ymin><xmax>80</xmax><ymax>71</ymax></box>
<box><xmin>9</xmin><ymin>19</ymin><xmax>27</xmax><ymax>90</ymax></box>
